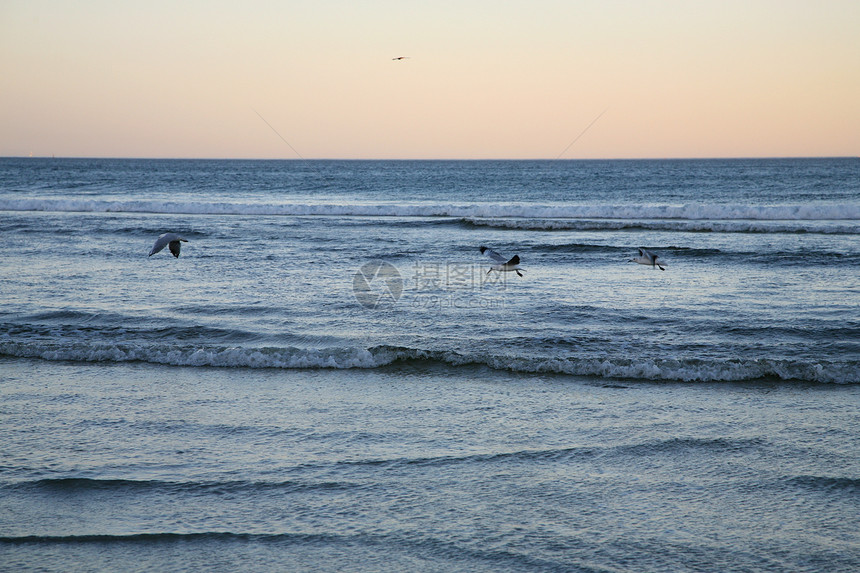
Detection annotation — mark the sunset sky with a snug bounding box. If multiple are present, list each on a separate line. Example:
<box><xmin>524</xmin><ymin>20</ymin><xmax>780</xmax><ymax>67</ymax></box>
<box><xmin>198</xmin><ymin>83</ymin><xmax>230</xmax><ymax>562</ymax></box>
<box><xmin>2</xmin><ymin>1</ymin><xmax>858</xmax><ymax>159</ymax></box>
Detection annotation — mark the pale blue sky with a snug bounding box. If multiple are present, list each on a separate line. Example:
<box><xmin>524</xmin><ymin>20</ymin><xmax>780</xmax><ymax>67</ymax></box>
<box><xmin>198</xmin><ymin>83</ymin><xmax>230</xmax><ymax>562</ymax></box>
<box><xmin>2</xmin><ymin>0</ymin><xmax>858</xmax><ymax>158</ymax></box>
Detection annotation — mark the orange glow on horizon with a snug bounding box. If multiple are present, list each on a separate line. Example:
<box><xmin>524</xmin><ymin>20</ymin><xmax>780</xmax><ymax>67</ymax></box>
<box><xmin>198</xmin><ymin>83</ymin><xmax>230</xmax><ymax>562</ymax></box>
<box><xmin>1</xmin><ymin>1</ymin><xmax>858</xmax><ymax>159</ymax></box>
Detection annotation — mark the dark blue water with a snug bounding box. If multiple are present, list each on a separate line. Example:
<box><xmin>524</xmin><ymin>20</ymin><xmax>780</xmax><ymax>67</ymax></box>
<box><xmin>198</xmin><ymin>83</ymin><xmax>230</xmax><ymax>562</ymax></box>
<box><xmin>1</xmin><ymin>158</ymin><xmax>859</xmax><ymax>571</ymax></box>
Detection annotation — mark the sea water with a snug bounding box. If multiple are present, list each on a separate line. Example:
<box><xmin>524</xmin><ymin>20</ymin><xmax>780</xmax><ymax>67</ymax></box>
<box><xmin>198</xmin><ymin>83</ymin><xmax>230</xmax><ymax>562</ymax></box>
<box><xmin>1</xmin><ymin>158</ymin><xmax>859</xmax><ymax>571</ymax></box>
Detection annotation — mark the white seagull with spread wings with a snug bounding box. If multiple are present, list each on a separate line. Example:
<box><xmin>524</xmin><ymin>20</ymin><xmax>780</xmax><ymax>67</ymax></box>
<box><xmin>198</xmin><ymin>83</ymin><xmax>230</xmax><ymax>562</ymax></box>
<box><xmin>629</xmin><ymin>248</ymin><xmax>666</xmax><ymax>270</ymax></box>
<box><xmin>480</xmin><ymin>246</ymin><xmax>524</xmax><ymax>277</ymax></box>
<box><xmin>149</xmin><ymin>233</ymin><xmax>188</xmax><ymax>258</ymax></box>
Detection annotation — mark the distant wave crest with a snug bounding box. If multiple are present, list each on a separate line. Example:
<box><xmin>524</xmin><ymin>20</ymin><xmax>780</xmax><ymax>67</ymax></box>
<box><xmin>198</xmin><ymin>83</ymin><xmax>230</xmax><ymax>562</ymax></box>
<box><xmin>1</xmin><ymin>341</ymin><xmax>856</xmax><ymax>385</ymax></box>
<box><xmin>2</xmin><ymin>197</ymin><xmax>858</xmax><ymax>224</ymax></box>
<box><xmin>461</xmin><ymin>217</ymin><xmax>859</xmax><ymax>234</ymax></box>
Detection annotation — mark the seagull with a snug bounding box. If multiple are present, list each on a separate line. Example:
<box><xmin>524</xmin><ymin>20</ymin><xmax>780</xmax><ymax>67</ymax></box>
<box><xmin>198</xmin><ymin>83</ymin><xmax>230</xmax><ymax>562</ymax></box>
<box><xmin>629</xmin><ymin>248</ymin><xmax>666</xmax><ymax>270</ymax></box>
<box><xmin>149</xmin><ymin>233</ymin><xmax>188</xmax><ymax>258</ymax></box>
<box><xmin>392</xmin><ymin>56</ymin><xmax>409</xmax><ymax>60</ymax></box>
<box><xmin>480</xmin><ymin>246</ymin><xmax>524</xmax><ymax>277</ymax></box>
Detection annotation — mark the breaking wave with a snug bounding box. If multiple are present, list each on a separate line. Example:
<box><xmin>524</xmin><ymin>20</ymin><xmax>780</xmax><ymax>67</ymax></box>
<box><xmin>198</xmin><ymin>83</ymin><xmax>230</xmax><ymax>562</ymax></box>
<box><xmin>2</xmin><ymin>197</ymin><xmax>858</xmax><ymax>223</ymax></box>
<box><xmin>1</xmin><ymin>341</ymin><xmax>855</xmax><ymax>385</ymax></box>
<box><xmin>461</xmin><ymin>217</ymin><xmax>859</xmax><ymax>234</ymax></box>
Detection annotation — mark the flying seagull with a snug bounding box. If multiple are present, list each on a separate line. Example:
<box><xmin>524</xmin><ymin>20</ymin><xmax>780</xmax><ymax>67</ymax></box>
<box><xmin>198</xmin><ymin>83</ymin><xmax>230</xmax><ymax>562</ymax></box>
<box><xmin>629</xmin><ymin>248</ymin><xmax>666</xmax><ymax>270</ymax></box>
<box><xmin>480</xmin><ymin>246</ymin><xmax>524</xmax><ymax>277</ymax></box>
<box><xmin>392</xmin><ymin>56</ymin><xmax>409</xmax><ymax>60</ymax></box>
<box><xmin>149</xmin><ymin>233</ymin><xmax>188</xmax><ymax>258</ymax></box>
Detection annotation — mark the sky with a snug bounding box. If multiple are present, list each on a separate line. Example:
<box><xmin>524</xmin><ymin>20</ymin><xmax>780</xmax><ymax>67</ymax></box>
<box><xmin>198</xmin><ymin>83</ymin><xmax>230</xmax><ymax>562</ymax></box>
<box><xmin>1</xmin><ymin>0</ymin><xmax>859</xmax><ymax>159</ymax></box>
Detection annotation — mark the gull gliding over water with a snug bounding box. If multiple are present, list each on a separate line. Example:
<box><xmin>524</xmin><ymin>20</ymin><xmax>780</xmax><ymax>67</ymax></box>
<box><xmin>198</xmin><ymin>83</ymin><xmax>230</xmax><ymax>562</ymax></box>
<box><xmin>480</xmin><ymin>246</ymin><xmax>524</xmax><ymax>277</ymax></box>
<box><xmin>630</xmin><ymin>248</ymin><xmax>666</xmax><ymax>270</ymax></box>
<box><xmin>149</xmin><ymin>233</ymin><xmax>188</xmax><ymax>258</ymax></box>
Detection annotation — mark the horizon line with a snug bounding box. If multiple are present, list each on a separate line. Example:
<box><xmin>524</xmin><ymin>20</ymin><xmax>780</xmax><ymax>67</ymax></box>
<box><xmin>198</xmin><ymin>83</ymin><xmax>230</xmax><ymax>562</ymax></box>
<box><xmin>4</xmin><ymin>155</ymin><xmax>858</xmax><ymax>162</ymax></box>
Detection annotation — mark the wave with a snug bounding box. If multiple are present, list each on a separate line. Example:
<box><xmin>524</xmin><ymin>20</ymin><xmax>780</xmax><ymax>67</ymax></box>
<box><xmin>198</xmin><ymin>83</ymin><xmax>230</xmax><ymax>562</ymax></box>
<box><xmin>2</xmin><ymin>477</ymin><xmax>358</xmax><ymax>496</ymax></box>
<box><xmin>1</xmin><ymin>439</ymin><xmax>762</xmax><ymax>495</ymax></box>
<box><xmin>331</xmin><ymin>437</ymin><xmax>765</xmax><ymax>469</ymax></box>
<box><xmin>785</xmin><ymin>475</ymin><xmax>860</xmax><ymax>493</ymax></box>
<box><xmin>0</xmin><ymin>528</ymin><xmax>581</xmax><ymax>572</ymax></box>
<box><xmin>1</xmin><ymin>341</ymin><xmax>856</xmax><ymax>385</ymax></box>
<box><xmin>461</xmin><ymin>217</ymin><xmax>859</xmax><ymax>234</ymax></box>
<box><xmin>529</xmin><ymin>243</ymin><xmax>860</xmax><ymax>264</ymax></box>
<box><xmin>0</xmin><ymin>341</ymin><xmax>381</xmax><ymax>369</ymax></box>
<box><xmin>0</xmin><ymin>531</ymin><xmax>336</xmax><ymax>545</ymax></box>
<box><xmin>2</xmin><ymin>197</ymin><xmax>858</xmax><ymax>223</ymax></box>
<box><xmin>0</xmin><ymin>530</ymin><xmax>563</xmax><ymax>572</ymax></box>
<box><xmin>2</xmin><ymin>315</ymin><xmax>266</xmax><ymax>345</ymax></box>
<box><xmin>619</xmin><ymin>437</ymin><xmax>765</xmax><ymax>456</ymax></box>
<box><xmin>0</xmin><ymin>438</ymin><xmax>757</xmax><ymax>490</ymax></box>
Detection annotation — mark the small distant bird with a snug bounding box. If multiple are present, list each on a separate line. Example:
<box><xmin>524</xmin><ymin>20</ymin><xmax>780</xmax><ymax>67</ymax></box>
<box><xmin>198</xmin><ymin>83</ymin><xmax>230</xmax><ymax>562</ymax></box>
<box><xmin>629</xmin><ymin>248</ymin><xmax>666</xmax><ymax>270</ymax></box>
<box><xmin>392</xmin><ymin>56</ymin><xmax>409</xmax><ymax>60</ymax></box>
<box><xmin>149</xmin><ymin>233</ymin><xmax>188</xmax><ymax>258</ymax></box>
<box><xmin>480</xmin><ymin>246</ymin><xmax>524</xmax><ymax>277</ymax></box>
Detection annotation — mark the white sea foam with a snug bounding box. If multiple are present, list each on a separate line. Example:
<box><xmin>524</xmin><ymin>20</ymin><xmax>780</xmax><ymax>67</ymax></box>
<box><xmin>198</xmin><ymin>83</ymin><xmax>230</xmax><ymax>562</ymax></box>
<box><xmin>463</xmin><ymin>217</ymin><xmax>860</xmax><ymax>234</ymax></box>
<box><xmin>1</xmin><ymin>341</ymin><xmax>855</xmax><ymax>384</ymax></box>
<box><xmin>1</xmin><ymin>197</ymin><xmax>858</xmax><ymax>222</ymax></box>
<box><xmin>0</xmin><ymin>342</ymin><xmax>384</xmax><ymax>370</ymax></box>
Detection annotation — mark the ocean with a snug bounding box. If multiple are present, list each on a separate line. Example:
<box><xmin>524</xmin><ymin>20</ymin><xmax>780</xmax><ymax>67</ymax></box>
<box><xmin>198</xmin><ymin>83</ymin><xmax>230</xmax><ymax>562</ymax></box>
<box><xmin>1</xmin><ymin>157</ymin><xmax>858</xmax><ymax>572</ymax></box>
